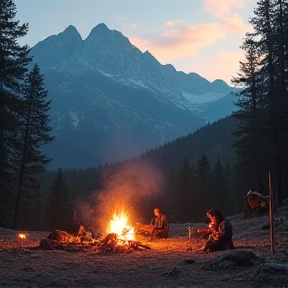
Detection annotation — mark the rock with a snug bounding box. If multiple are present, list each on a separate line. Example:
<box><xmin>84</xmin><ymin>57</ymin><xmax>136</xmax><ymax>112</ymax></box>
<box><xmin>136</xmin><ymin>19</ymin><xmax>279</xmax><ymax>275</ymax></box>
<box><xmin>202</xmin><ymin>250</ymin><xmax>263</xmax><ymax>270</ymax></box>
<box><xmin>261</xmin><ymin>216</ymin><xmax>288</xmax><ymax>231</ymax></box>
<box><xmin>22</xmin><ymin>266</ymin><xmax>34</xmax><ymax>272</ymax></box>
<box><xmin>216</xmin><ymin>250</ymin><xmax>262</xmax><ymax>266</ymax></box>
<box><xmin>257</xmin><ymin>262</ymin><xmax>288</xmax><ymax>275</ymax></box>
<box><xmin>218</xmin><ymin>260</ymin><xmax>237</xmax><ymax>269</ymax></box>
<box><xmin>183</xmin><ymin>259</ymin><xmax>196</xmax><ymax>264</ymax></box>
<box><xmin>163</xmin><ymin>267</ymin><xmax>181</xmax><ymax>276</ymax></box>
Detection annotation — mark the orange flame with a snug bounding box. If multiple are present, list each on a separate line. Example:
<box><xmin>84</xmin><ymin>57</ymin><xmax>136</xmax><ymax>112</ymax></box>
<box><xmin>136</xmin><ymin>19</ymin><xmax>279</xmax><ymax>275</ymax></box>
<box><xmin>108</xmin><ymin>211</ymin><xmax>134</xmax><ymax>241</ymax></box>
<box><xmin>18</xmin><ymin>233</ymin><xmax>26</xmax><ymax>239</ymax></box>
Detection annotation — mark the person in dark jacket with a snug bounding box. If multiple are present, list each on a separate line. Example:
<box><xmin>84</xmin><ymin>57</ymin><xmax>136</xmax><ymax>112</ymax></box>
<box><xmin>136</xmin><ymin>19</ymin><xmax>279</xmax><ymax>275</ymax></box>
<box><xmin>202</xmin><ymin>209</ymin><xmax>234</xmax><ymax>252</ymax></box>
<box><xmin>150</xmin><ymin>207</ymin><xmax>169</xmax><ymax>240</ymax></box>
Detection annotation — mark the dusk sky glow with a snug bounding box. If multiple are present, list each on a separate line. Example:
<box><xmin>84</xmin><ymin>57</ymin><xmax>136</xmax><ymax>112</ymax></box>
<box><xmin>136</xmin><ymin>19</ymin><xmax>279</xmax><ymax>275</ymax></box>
<box><xmin>15</xmin><ymin>0</ymin><xmax>257</xmax><ymax>84</ymax></box>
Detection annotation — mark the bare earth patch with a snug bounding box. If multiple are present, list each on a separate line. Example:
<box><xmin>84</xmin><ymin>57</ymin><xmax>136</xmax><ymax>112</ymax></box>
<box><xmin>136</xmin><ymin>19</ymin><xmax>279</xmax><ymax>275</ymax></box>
<box><xmin>1</xmin><ymin>212</ymin><xmax>288</xmax><ymax>288</ymax></box>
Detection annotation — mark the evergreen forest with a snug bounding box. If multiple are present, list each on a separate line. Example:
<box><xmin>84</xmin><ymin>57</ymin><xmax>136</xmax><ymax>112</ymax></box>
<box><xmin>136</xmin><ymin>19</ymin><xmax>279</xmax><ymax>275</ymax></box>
<box><xmin>0</xmin><ymin>0</ymin><xmax>287</xmax><ymax>234</ymax></box>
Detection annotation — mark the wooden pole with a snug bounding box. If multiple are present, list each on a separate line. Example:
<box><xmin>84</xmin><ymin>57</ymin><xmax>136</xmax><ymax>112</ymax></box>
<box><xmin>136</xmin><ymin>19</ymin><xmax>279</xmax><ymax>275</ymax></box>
<box><xmin>268</xmin><ymin>171</ymin><xmax>275</xmax><ymax>255</ymax></box>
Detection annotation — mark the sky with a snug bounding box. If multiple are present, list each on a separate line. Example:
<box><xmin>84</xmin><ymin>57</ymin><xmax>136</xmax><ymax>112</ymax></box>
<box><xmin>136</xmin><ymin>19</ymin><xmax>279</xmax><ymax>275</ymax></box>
<box><xmin>14</xmin><ymin>0</ymin><xmax>257</xmax><ymax>85</ymax></box>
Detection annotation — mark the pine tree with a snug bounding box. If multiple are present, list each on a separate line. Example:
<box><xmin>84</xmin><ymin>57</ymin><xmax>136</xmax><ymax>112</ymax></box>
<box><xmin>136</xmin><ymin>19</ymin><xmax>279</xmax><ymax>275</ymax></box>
<box><xmin>13</xmin><ymin>64</ymin><xmax>54</xmax><ymax>228</ymax></box>
<box><xmin>174</xmin><ymin>158</ymin><xmax>192</xmax><ymax>222</ymax></box>
<box><xmin>195</xmin><ymin>154</ymin><xmax>213</xmax><ymax>214</ymax></box>
<box><xmin>0</xmin><ymin>0</ymin><xmax>31</xmax><ymax>227</ymax></box>
<box><xmin>46</xmin><ymin>169</ymin><xmax>75</xmax><ymax>232</ymax></box>
<box><xmin>224</xmin><ymin>160</ymin><xmax>241</xmax><ymax>215</ymax></box>
<box><xmin>233</xmin><ymin>0</ymin><xmax>288</xmax><ymax>203</ymax></box>
<box><xmin>256</xmin><ymin>0</ymin><xmax>286</xmax><ymax>193</ymax></box>
<box><xmin>231</xmin><ymin>35</ymin><xmax>266</xmax><ymax>192</ymax></box>
<box><xmin>270</xmin><ymin>0</ymin><xmax>288</xmax><ymax>202</ymax></box>
<box><xmin>212</xmin><ymin>159</ymin><xmax>227</xmax><ymax>211</ymax></box>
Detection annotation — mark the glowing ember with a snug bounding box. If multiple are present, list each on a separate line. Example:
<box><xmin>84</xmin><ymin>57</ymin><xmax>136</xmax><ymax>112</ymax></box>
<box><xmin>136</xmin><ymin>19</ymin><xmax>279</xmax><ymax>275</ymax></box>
<box><xmin>108</xmin><ymin>211</ymin><xmax>135</xmax><ymax>241</ymax></box>
<box><xmin>18</xmin><ymin>233</ymin><xmax>26</xmax><ymax>247</ymax></box>
<box><xmin>18</xmin><ymin>233</ymin><xmax>26</xmax><ymax>239</ymax></box>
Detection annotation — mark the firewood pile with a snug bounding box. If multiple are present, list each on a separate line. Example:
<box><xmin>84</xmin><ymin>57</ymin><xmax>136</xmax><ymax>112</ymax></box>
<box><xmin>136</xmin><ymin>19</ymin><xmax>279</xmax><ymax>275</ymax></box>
<box><xmin>38</xmin><ymin>230</ymin><xmax>97</xmax><ymax>252</ymax></box>
<box><xmin>37</xmin><ymin>229</ymin><xmax>150</xmax><ymax>254</ymax></box>
<box><xmin>133</xmin><ymin>223</ymin><xmax>151</xmax><ymax>236</ymax></box>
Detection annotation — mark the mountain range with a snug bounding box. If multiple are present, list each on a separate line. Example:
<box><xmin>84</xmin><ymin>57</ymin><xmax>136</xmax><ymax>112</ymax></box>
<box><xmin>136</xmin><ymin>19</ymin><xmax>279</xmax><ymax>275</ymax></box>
<box><xmin>29</xmin><ymin>23</ymin><xmax>238</xmax><ymax>169</ymax></box>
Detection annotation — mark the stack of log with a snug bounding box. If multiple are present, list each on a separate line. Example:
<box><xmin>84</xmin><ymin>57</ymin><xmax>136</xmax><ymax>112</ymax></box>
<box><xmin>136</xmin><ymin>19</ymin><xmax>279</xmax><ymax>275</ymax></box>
<box><xmin>96</xmin><ymin>232</ymin><xmax>150</xmax><ymax>255</ymax></box>
<box><xmin>38</xmin><ymin>230</ymin><xmax>98</xmax><ymax>252</ymax></box>
<box><xmin>133</xmin><ymin>223</ymin><xmax>151</xmax><ymax>236</ymax></box>
<box><xmin>37</xmin><ymin>229</ymin><xmax>150</xmax><ymax>254</ymax></box>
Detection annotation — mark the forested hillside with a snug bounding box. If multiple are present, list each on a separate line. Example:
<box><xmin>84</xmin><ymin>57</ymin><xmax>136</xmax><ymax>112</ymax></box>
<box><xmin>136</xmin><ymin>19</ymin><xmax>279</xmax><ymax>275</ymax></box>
<box><xmin>33</xmin><ymin>116</ymin><xmax>238</xmax><ymax>232</ymax></box>
<box><xmin>1</xmin><ymin>0</ymin><xmax>287</xmax><ymax>232</ymax></box>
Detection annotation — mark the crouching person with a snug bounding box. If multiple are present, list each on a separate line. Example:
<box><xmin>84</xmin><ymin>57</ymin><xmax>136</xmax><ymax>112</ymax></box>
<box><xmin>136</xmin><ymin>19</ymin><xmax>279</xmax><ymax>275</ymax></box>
<box><xmin>202</xmin><ymin>209</ymin><xmax>234</xmax><ymax>252</ymax></box>
<box><xmin>150</xmin><ymin>207</ymin><xmax>169</xmax><ymax>240</ymax></box>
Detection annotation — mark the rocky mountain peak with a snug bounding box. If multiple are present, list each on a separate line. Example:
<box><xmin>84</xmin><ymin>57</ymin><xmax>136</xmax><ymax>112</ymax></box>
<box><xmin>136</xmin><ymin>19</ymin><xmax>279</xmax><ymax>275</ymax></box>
<box><xmin>31</xmin><ymin>23</ymin><xmax>233</xmax><ymax>104</ymax></box>
<box><xmin>61</xmin><ymin>25</ymin><xmax>82</xmax><ymax>41</ymax></box>
<box><xmin>31</xmin><ymin>25</ymin><xmax>82</xmax><ymax>70</ymax></box>
<box><xmin>85</xmin><ymin>23</ymin><xmax>131</xmax><ymax>50</ymax></box>
<box><xmin>87</xmin><ymin>23</ymin><xmax>109</xmax><ymax>35</ymax></box>
<box><xmin>211</xmin><ymin>79</ymin><xmax>232</xmax><ymax>92</ymax></box>
<box><xmin>29</xmin><ymin>23</ymin><xmax>238</xmax><ymax>168</ymax></box>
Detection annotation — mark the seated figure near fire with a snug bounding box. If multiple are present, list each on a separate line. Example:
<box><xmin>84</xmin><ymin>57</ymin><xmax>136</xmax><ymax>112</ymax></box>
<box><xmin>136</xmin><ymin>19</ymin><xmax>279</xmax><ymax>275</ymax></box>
<box><xmin>202</xmin><ymin>209</ymin><xmax>234</xmax><ymax>252</ymax></box>
<box><xmin>149</xmin><ymin>207</ymin><xmax>169</xmax><ymax>240</ymax></box>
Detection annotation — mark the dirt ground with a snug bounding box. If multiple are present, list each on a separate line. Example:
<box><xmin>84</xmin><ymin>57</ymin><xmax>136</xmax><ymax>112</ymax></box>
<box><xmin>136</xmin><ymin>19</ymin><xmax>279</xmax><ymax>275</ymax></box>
<box><xmin>1</xmin><ymin>208</ymin><xmax>288</xmax><ymax>288</ymax></box>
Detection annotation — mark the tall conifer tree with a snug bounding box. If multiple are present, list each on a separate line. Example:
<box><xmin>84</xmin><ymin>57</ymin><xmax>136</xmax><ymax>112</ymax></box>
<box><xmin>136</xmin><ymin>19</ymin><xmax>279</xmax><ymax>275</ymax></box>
<box><xmin>249</xmin><ymin>0</ymin><xmax>288</xmax><ymax>201</ymax></box>
<box><xmin>175</xmin><ymin>158</ymin><xmax>192</xmax><ymax>222</ymax></box>
<box><xmin>13</xmin><ymin>64</ymin><xmax>54</xmax><ymax>228</ymax></box>
<box><xmin>0</xmin><ymin>0</ymin><xmax>31</xmax><ymax>226</ymax></box>
<box><xmin>233</xmin><ymin>0</ymin><xmax>288</xmax><ymax>203</ymax></box>
<box><xmin>212</xmin><ymin>159</ymin><xmax>227</xmax><ymax>211</ymax></box>
<box><xmin>46</xmin><ymin>169</ymin><xmax>75</xmax><ymax>232</ymax></box>
<box><xmin>195</xmin><ymin>154</ymin><xmax>212</xmax><ymax>213</ymax></box>
<box><xmin>232</xmin><ymin>35</ymin><xmax>265</xmax><ymax>192</ymax></box>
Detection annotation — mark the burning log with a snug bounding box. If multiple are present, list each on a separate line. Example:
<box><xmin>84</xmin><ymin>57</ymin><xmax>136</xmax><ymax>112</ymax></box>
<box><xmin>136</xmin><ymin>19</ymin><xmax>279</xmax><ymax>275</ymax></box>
<box><xmin>47</xmin><ymin>230</ymin><xmax>75</xmax><ymax>243</ymax></box>
<box><xmin>38</xmin><ymin>229</ymin><xmax>98</xmax><ymax>252</ymax></box>
<box><xmin>134</xmin><ymin>223</ymin><xmax>151</xmax><ymax>236</ymax></box>
<box><xmin>95</xmin><ymin>232</ymin><xmax>150</xmax><ymax>254</ymax></box>
<box><xmin>37</xmin><ymin>228</ymin><xmax>150</xmax><ymax>254</ymax></box>
<box><xmin>37</xmin><ymin>211</ymin><xmax>151</xmax><ymax>253</ymax></box>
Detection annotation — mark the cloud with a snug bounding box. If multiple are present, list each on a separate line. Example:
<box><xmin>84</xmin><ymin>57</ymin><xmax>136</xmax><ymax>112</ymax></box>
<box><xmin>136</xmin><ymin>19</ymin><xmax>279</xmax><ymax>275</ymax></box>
<box><xmin>222</xmin><ymin>13</ymin><xmax>249</xmax><ymax>34</ymax></box>
<box><xmin>129</xmin><ymin>21</ymin><xmax>226</xmax><ymax>63</ymax></box>
<box><xmin>126</xmin><ymin>0</ymin><xmax>253</xmax><ymax>65</ymax></box>
<box><xmin>166</xmin><ymin>21</ymin><xmax>174</xmax><ymax>27</ymax></box>
<box><xmin>203</xmin><ymin>0</ymin><xmax>247</xmax><ymax>18</ymax></box>
<box><xmin>203</xmin><ymin>0</ymin><xmax>252</xmax><ymax>34</ymax></box>
<box><xmin>130</xmin><ymin>23</ymin><xmax>140</xmax><ymax>29</ymax></box>
<box><xmin>202</xmin><ymin>50</ymin><xmax>245</xmax><ymax>83</ymax></box>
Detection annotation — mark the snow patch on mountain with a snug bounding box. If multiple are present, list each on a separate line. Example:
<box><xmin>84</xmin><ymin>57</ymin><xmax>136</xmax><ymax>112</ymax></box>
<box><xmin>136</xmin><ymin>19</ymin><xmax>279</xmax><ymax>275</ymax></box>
<box><xmin>98</xmin><ymin>69</ymin><xmax>114</xmax><ymax>79</ymax></box>
<box><xmin>126</xmin><ymin>79</ymin><xmax>149</xmax><ymax>89</ymax></box>
<box><xmin>69</xmin><ymin>111</ymin><xmax>80</xmax><ymax>128</ymax></box>
<box><xmin>182</xmin><ymin>92</ymin><xmax>228</xmax><ymax>104</ymax></box>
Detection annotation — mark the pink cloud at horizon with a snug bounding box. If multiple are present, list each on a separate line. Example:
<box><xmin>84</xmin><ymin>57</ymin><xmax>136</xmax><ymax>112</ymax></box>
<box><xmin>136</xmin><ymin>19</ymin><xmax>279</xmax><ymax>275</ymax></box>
<box><xmin>197</xmin><ymin>51</ymin><xmax>246</xmax><ymax>84</ymax></box>
<box><xmin>128</xmin><ymin>14</ymin><xmax>249</xmax><ymax>81</ymax></box>
<box><xmin>203</xmin><ymin>0</ymin><xmax>247</xmax><ymax>18</ymax></box>
<box><xmin>129</xmin><ymin>21</ymin><xmax>226</xmax><ymax>61</ymax></box>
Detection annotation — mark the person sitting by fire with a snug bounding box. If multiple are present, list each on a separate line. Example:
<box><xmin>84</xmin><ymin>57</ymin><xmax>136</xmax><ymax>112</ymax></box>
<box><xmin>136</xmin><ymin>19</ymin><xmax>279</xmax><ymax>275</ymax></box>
<box><xmin>149</xmin><ymin>207</ymin><xmax>169</xmax><ymax>240</ymax></box>
<box><xmin>202</xmin><ymin>209</ymin><xmax>234</xmax><ymax>252</ymax></box>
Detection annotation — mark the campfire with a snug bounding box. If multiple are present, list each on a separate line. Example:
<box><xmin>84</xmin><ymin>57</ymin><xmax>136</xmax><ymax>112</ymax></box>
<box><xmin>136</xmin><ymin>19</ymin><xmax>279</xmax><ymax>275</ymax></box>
<box><xmin>108</xmin><ymin>211</ymin><xmax>135</xmax><ymax>241</ymax></box>
<box><xmin>38</xmin><ymin>210</ymin><xmax>150</xmax><ymax>254</ymax></box>
<box><xmin>97</xmin><ymin>210</ymin><xmax>150</xmax><ymax>254</ymax></box>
